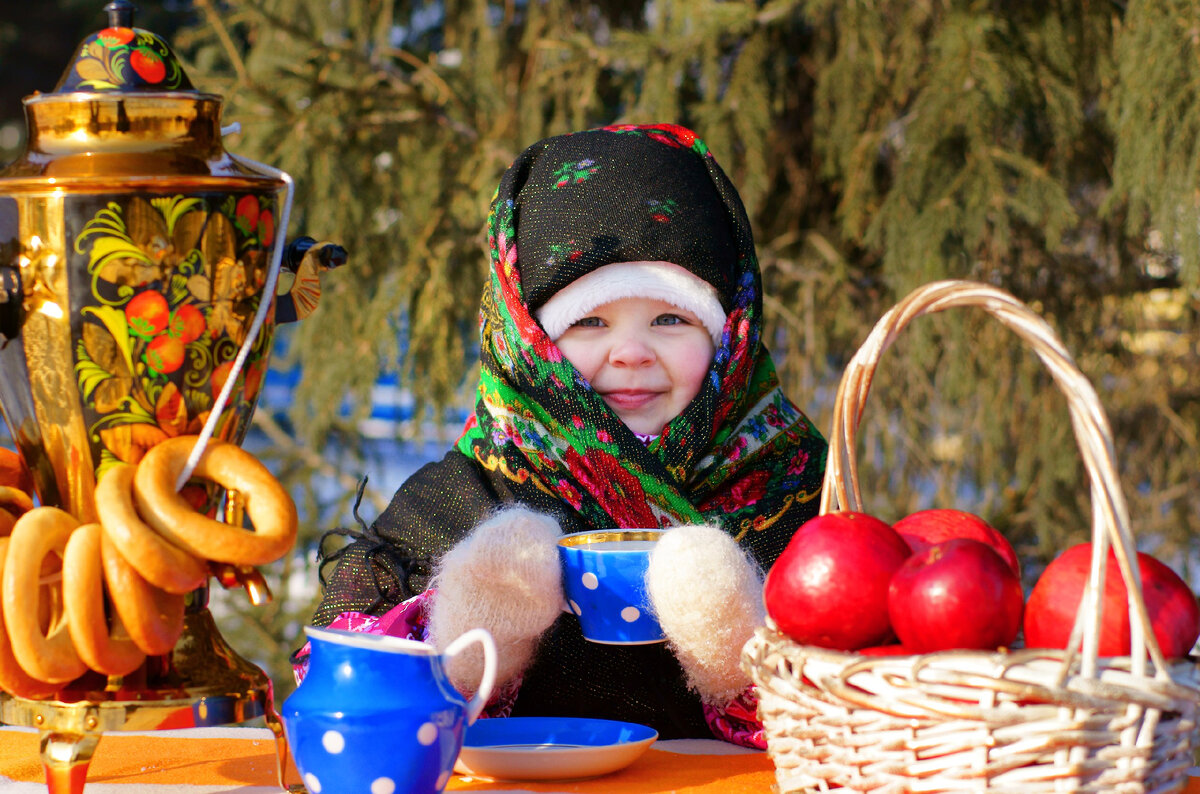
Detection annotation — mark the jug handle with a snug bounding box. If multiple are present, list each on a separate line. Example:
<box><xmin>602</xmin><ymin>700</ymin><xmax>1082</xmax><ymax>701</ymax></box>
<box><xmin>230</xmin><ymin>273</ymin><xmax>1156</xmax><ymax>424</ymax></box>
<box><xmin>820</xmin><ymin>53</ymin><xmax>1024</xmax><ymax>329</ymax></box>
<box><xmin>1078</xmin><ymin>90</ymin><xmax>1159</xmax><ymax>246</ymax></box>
<box><xmin>442</xmin><ymin>628</ymin><xmax>497</xmax><ymax>725</ymax></box>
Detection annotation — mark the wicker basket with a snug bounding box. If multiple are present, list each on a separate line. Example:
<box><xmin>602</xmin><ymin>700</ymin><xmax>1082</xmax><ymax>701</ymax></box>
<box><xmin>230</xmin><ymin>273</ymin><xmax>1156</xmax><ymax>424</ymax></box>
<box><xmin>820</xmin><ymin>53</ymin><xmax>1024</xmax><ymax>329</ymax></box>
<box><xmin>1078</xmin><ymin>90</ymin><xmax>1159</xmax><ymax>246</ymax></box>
<box><xmin>742</xmin><ymin>280</ymin><xmax>1200</xmax><ymax>793</ymax></box>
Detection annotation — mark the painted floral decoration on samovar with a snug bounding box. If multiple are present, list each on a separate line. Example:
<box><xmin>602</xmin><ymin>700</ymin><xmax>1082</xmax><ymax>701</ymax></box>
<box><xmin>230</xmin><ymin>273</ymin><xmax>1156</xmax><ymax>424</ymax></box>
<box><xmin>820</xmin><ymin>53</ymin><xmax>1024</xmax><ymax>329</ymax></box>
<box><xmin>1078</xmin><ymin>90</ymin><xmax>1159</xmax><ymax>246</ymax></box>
<box><xmin>75</xmin><ymin>192</ymin><xmax>277</xmax><ymax>475</ymax></box>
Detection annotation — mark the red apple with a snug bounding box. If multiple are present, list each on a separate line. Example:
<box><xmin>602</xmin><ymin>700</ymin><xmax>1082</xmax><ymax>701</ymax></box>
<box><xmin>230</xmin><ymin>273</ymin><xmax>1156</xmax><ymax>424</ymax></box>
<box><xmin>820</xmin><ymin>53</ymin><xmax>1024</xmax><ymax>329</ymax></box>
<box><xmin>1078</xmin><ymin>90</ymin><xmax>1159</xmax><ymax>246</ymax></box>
<box><xmin>858</xmin><ymin>644</ymin><xmax>911</xmax><ymax>656</ymax></box>
<box><xmin>893</xmin><ymin>508</ymin><xmax>1020</xmax><ymax>578</ymax></box>
<box><xmin>1024</xmin><ymin>543</ymin><xmax>1200</xmax><ymax>659</ymax></box>
<box><xmin>764</xmin><ymin>511</ymin><xmax>911</xmax><ymax>651</ymax></box>
<box><xmin>888</xmin><ymin>538</ymin><xmax>1024</xmax><ymax>652</ymax></box>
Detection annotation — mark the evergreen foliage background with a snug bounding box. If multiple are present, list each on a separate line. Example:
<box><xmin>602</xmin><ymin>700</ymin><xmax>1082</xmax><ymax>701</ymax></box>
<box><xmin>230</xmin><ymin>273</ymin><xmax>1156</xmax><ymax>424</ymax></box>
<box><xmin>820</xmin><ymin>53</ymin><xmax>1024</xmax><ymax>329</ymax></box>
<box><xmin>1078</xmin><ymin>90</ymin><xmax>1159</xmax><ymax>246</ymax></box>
<box><xmin>2</xmin><ymin>0</ymin><xmax>1199</xmax><ymax>698</ymax></box>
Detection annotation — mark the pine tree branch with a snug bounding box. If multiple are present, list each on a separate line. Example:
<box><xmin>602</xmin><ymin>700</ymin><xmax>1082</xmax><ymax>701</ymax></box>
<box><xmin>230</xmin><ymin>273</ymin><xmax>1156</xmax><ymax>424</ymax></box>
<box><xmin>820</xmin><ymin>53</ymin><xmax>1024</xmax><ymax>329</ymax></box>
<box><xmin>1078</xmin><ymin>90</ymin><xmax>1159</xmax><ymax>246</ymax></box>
<box><xmin>193</xmin><ymin>0</ymin><xmax>249</xmax><ymax>85</ymax></box>
<box><xmin>217</xmin><ymin>0</ymin><xmax>478</xmax><ymax>141</ymax></box>
<box><xmin>251</xmin><ymin>410</ymin><xmax>389</xmax><ymax>515</ymax></box>
<box><xmin>380</xmin><ymin>47</ymin><xmax>461</xmax><ymax>106</ymax></box>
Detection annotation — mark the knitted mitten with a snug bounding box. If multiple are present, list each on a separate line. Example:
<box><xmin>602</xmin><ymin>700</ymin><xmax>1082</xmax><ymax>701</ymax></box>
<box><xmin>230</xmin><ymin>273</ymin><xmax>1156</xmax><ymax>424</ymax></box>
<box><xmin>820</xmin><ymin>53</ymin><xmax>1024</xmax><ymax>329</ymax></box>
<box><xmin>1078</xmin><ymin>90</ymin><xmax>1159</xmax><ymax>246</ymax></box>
<box><xmin>645</xmin><ymin>524</ymin><xmax>764</xmax><ymax>705</ymax></box>
<box><xmin>426</xmin><ymin>507</ymin><xmax>564</xmax><ymax>695</ymax></box>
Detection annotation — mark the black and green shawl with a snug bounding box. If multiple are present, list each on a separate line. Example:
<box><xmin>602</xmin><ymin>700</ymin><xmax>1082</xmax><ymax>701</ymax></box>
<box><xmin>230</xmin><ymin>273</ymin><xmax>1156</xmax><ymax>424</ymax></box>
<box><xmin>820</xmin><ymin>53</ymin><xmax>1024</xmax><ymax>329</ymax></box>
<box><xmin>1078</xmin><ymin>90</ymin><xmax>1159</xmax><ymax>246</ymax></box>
<box><xmin>313</xmin><ymin>124</ymin><xmax>827</xmax><ymax>737</ymax></box>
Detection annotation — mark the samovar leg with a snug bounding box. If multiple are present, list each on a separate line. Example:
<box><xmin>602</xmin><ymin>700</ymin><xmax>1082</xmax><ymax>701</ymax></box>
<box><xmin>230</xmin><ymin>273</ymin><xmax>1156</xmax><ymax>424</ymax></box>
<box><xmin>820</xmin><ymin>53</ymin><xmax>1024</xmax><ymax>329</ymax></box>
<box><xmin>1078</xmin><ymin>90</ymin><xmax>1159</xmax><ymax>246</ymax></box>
<box><xmin>39</xmin><ymin>731</ymin><xmax>100</xmax><ymax>794</ymax></box>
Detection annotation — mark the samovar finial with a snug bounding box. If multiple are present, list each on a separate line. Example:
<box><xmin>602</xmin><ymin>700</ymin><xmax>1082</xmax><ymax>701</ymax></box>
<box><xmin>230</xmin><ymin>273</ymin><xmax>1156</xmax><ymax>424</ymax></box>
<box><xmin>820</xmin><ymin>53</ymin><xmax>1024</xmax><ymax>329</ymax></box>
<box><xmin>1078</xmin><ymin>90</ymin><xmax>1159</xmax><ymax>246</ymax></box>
<box><xmin>104</xmin><ymin>0</ymin><xmax>137</xmax><ymax>28</ymax></box>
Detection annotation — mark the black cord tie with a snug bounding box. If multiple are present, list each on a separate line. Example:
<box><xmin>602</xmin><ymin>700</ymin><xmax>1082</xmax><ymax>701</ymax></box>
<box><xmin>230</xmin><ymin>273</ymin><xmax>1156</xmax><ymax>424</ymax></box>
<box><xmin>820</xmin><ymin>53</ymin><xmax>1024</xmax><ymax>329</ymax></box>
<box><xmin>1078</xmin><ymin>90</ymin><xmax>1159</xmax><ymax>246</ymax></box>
<box><xmin>316</xmin><ymin>475</ymin><xmax>428</xmax><ymax>611</ymax></box>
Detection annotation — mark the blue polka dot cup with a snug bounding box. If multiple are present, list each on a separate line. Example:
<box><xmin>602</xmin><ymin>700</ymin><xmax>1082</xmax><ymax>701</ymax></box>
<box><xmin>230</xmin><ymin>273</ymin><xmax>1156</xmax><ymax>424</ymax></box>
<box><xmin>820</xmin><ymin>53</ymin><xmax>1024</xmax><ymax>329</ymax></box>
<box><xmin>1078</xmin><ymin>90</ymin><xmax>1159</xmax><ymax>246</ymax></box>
<box><xmin>282</xmin><ymin>625</ymin><xmax>496</xmax><ymax>794</ymax></box>
<box><xmin>558</xmin><ymin>529</ymin><xmax>667</xmax><ymax>645</ymax></box>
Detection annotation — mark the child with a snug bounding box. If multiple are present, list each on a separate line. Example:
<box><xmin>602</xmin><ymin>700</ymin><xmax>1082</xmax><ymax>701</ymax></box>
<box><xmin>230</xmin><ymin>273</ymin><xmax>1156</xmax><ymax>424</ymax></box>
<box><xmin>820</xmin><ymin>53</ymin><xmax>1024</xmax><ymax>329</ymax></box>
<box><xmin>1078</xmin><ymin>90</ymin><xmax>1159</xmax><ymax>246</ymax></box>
<box><xmin>305</xmin><ymin>123</ymin><xmax>826</xmax><ymax>746</ymax></box>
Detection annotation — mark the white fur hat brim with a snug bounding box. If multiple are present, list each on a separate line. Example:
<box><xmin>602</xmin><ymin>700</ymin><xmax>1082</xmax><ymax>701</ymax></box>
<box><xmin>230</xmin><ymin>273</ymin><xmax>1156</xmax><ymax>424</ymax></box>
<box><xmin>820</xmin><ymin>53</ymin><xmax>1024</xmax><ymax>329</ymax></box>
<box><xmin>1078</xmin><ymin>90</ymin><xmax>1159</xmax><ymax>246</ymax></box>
<box><xmin>535</xmin><ymin>261</ymin><xmax>727</xmax><ymax>345</ymax></box>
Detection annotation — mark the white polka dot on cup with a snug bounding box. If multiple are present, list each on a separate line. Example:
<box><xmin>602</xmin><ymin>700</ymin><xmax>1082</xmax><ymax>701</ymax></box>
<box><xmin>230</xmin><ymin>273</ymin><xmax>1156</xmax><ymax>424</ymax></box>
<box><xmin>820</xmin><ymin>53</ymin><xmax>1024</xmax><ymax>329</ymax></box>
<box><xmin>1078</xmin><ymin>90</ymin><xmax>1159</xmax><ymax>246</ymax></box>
<box><xmin>569</xmin><ymin>599</ymin><xmax>581</xmax><ymax>615</ymax></box>
<box><xmin>321</xmin><ymin>730</ymin><xmax>345</xmax><ymax>753</ymax></box>
<box><xmin>371</xmin><ymin>777</ymin><xmax>396</xmax><ymax>794</ymax></box>
<box><xmin>582</xmin><ymin>572</ymin><xmax>599</xmax><ymax>589</ymax></box>
<box><xmin>621</xmin><ymin>606</ymin><xmax>640</xmax><ymax>623</ymax></box>
<box><xmin>304</xmin><ymin>773</ymin><xmax>322</xmax><ymax>793</ymax></box>
<box><xmin>417</xmin><ymin>722</ymin><xmax>438</xmax><ymax>746</ymax></box>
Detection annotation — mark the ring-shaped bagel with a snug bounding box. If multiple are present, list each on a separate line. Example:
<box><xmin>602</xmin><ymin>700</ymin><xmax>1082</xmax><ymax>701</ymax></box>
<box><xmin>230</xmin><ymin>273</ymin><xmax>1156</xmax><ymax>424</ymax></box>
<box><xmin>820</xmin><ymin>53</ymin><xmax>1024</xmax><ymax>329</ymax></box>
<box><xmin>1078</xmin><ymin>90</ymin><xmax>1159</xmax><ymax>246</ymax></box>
<box><xmin>98</xmin><ymin>531</ymin><xmax>184</xmax><ymax>657</ymax></box>
<box><xmin>133</xmin><ymin>436</ymin><xmax>298</xmax><ymax>566</ymax></box>
<box><xmin>95</xmin><ymin>463</ymin><xmax>208</xmax><ymax>595</ymax></box>
<box><xmin>2</xmin><ymin>507</ymin><xmax>88</xmax><ymax>684</ymax></box>
<box><xmin>0</xmin><ymin>538</ymin><xmax>62</xmax><ymax>699</ymax></box>
<box><xmin>63</xmin><ymin>523</ymin><xmax>146</xmax><ymax>677</ymax></box>
<box><xmin>0</xmin><ymin>486</ymin><xmax>33</xmax><ymax>518</ymax></box>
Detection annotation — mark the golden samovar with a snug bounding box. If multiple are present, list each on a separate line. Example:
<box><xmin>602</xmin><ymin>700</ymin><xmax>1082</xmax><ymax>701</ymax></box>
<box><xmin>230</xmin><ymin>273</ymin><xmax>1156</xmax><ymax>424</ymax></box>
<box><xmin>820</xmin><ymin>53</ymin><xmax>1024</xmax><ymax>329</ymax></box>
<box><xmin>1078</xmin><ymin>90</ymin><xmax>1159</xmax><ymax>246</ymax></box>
<box><xmin>0</xmin><ymin>2</ymin><xmax>341</xmax><ymax>791</ymax></box>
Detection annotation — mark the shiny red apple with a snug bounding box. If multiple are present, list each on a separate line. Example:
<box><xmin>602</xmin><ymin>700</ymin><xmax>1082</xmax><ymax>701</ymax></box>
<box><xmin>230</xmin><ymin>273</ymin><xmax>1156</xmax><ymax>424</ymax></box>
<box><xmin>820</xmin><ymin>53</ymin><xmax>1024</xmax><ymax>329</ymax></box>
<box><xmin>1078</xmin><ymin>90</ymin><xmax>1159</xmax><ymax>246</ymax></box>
<box><xmin>1024</xmin><ymin>543</ymin><xmax>1200</xmax><ymax>659</ymax></box>
<box><xmin>889</xmin><ymin>538</ymin><xmax>1024</xmax><ymax>652</ymax></box>
<box><xmin>893</xmin><ymin>508</ymin><xmax>1020</xmax><ymax>577</ymax></box>
<box><xmin>858</xmin><ymin>644</ymin><xmax>911</xmax><ymax>656</ymax></box>
<box><xmin>764</xmin><ymin>511</ymin><xmax>911</xmax><ymax>651</ymax></box>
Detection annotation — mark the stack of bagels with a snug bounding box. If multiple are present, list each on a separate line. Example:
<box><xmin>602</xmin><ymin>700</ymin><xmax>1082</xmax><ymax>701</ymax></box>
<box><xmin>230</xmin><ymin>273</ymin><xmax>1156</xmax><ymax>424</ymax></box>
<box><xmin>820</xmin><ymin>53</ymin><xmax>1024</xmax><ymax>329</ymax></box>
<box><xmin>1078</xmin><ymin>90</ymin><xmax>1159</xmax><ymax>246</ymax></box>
<box><xmin>0</xmin><ymin>436</ymin><xmax>297</xmax><ymax>699</ymax></box>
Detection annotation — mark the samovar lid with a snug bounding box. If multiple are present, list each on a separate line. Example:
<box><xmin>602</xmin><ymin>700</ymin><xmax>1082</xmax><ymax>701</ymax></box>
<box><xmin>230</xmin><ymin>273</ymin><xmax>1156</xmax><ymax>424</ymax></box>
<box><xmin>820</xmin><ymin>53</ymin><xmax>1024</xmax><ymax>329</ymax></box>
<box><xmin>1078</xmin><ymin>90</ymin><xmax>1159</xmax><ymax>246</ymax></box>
<box><xmin>52</xmin><ymin>0</ymin><xmax>196</xmax><ymax>94</ymax></box>
<box><xmin>0</xmin><ymin>0</ymin><xmax>278</xmax><ymax>183</ymax></box>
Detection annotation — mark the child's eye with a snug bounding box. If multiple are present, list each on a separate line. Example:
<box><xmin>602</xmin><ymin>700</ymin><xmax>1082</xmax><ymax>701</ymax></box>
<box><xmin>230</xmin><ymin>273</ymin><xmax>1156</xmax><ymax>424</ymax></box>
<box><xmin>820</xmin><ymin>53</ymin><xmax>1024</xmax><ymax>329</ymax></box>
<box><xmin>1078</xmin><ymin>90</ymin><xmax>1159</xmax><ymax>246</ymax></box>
<box><xmin>652</xmin><ymin>314</ymin><xmax>687</xmax><ymax>326</ymax></box>
<box><xmin>573</xmin><ymin>316</ymin><xmax>603</xmax><ymax>328</ymax></box>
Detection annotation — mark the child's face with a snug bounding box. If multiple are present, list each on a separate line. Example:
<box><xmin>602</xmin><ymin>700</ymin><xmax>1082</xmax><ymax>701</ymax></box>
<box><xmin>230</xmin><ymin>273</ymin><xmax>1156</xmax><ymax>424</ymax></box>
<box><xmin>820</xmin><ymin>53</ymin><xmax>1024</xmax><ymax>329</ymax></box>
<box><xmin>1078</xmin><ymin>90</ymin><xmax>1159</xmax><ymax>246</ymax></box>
<box><xmin>554</xmin><ymin>297</ymin><xmax>715</xmax><ymax>435</ymax></box>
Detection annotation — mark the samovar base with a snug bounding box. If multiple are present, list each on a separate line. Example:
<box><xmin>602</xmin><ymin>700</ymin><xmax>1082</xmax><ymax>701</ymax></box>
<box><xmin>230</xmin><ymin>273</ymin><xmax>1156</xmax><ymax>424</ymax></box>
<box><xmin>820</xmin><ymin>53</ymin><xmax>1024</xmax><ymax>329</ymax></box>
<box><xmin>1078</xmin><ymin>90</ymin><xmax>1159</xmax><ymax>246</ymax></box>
<box><xmin>0</xmin><ymin>607</ymin><xmax>302</xmax><ymax>793</ymax></box>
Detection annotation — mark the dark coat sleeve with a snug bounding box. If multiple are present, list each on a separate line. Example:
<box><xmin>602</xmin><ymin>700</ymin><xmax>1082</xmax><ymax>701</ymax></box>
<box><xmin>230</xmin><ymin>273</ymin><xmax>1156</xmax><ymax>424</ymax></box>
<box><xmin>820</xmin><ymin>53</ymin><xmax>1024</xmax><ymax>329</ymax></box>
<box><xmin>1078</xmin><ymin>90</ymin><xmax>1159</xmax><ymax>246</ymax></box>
<box><xmin>310</xmin><ymin>447</ymin><xmax>579</xmax><ymax>626</ymax></box>
<box><xmin>310</xmin><ymin>449</ymin><xmax>499</xmax><ymax>625</ymax></box>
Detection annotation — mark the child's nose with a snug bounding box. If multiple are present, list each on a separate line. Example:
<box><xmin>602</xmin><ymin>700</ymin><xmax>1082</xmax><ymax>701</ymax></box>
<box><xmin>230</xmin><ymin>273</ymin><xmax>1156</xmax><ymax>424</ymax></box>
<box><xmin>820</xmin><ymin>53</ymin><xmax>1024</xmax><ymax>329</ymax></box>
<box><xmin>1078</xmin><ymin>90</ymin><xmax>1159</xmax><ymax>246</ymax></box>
<box><xmin>608</xmin><ymin>334</ymin><xmax>655</xmax><ymax>367</ymax></box>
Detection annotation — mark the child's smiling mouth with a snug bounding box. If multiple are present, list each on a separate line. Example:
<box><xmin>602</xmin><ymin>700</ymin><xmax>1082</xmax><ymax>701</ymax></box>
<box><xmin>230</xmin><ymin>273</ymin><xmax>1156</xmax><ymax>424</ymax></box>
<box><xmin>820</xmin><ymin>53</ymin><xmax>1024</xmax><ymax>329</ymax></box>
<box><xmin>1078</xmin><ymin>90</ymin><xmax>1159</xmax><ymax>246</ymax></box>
<box><xmin>600</xmin><ymin>389</ymin><xmax>663</xmax><ymax>410</ymax></box>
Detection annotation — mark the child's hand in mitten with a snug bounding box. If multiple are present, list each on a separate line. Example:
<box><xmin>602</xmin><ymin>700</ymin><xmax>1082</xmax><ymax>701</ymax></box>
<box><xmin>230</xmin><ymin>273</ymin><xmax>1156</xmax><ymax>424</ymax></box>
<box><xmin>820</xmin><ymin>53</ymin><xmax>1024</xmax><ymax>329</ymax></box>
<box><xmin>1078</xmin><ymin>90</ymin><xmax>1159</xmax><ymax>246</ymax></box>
<box><xmin>427</xmin><ymin>507</ymin><xmax>563</xmax><ymax>695</ymax></box>
<box><xmin>645</xmin><ymin>524</ymin><xmax>763</xmax><ymax>706</ymax></box>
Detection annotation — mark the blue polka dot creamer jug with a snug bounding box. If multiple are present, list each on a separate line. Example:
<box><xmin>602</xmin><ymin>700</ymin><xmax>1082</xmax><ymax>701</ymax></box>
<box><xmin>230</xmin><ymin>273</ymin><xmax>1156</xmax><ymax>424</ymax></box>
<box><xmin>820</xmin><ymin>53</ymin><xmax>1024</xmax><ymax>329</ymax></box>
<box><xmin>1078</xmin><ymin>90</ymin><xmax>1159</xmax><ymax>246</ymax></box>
<box><xmin>282</xmin><ymin>625</ymin><xmax>496</xmax><ymax>794</ymax></box>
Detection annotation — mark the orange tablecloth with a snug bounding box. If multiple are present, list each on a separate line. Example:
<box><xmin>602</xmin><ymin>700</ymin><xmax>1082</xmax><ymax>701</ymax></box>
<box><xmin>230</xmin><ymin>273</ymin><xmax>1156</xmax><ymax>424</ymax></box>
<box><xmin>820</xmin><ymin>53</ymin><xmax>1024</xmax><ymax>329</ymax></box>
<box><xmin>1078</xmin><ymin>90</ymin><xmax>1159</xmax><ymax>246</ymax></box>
<box><xmin>2</xmin><ymin>725</ymin><xmax>1198</xmax><ymax>793</ymax></box>
<box><xmin>0</xmin><ymin>726</ymin><xmax>775</xmax><ymax>793</ymax></box>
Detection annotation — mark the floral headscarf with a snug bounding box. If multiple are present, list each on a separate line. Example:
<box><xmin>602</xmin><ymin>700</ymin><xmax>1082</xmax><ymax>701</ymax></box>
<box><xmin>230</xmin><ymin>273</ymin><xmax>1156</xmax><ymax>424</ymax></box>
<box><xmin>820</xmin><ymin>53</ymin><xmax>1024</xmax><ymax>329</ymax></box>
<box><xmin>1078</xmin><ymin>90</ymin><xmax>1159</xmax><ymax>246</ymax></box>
<box><xmin>456</xmin><ymin>124</ymin><xmax>826</xmax><ymax>566</ymax></box>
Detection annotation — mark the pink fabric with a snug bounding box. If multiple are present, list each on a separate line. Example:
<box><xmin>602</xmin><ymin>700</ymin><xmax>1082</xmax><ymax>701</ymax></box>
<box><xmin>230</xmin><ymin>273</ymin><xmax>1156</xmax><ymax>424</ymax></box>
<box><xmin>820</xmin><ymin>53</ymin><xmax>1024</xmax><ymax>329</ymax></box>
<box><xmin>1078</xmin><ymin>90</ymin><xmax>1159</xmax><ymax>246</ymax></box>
<box><xmin>703</xmin><ymin>686</ymin><xmax>766</xmax><ymax>749</ymax></box>
<box><xmin>292</xmin><ymin>590</ymin><xmax>435</xmax><ymax>684</ymax></box>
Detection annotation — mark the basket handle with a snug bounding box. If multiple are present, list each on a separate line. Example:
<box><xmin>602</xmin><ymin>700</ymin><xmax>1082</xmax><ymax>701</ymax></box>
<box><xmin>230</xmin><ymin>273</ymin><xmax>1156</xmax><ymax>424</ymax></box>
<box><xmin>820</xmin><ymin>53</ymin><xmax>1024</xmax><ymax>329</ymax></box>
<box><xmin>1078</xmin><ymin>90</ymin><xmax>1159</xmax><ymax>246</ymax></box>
<box><xmin>819</xmin><ymin>279</ymin><xmax>1169</xmax><ymax>682</ymax></box>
